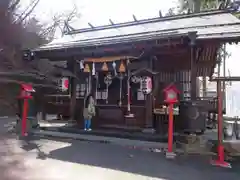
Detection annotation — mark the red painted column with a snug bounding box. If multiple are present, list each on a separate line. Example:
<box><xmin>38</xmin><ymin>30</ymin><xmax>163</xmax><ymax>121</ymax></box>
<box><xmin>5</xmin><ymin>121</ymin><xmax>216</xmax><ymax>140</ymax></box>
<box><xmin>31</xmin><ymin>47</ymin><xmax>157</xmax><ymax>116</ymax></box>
<box><xmin>217</xmin><ymin>81</ymin><xmax>224</xmax><ymax>161</ymax></box>
<box><xmin>211</xmin><ymin>81</ymin><xmax>231</xmax><ymax>168</ymax></box>
<box><xmin>21</xmin><ymin>99</ymin><xmax>29</xmax><ymax>136</ymax></box>
<box><xmin>168</xmin><ymin>103</ymin><xmax>174</xmax><ymax>152</ymax></box>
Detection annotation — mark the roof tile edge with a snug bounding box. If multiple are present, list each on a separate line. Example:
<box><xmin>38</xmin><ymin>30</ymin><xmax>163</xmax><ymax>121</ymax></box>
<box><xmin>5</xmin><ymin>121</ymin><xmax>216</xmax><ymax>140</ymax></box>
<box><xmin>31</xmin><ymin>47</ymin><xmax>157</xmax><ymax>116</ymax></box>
<box><xmin>67</xmin><ymin>9</ymin><xmax>232</xmax><ymax>35</ymax></box>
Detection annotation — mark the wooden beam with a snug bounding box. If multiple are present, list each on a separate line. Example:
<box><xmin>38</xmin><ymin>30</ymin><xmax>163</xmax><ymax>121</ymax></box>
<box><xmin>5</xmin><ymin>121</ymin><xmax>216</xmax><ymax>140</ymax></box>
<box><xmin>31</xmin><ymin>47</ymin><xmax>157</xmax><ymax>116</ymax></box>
<box><xmin>84</xmin><ymin>55</ymin><xmax>137</xmax><ymax>62</ymax></box>
<box><xmin>211</xmin><ymin>77</ymin><xmax>240</xmax><ymax>82</ymax></box>
<box><xmin>88</xmin><ymin>23</ymin><xmax>94</xmax><ymax>29</ymax></box>
<box><xmin>35</xmin><ymin>37</ymin><xmax>187</xmax><ymax>60</ymax></box>
<box><xmin>159</xmin><ymin>10</ymin><xmax>163</xmax><ymax>17</ymax></box>
<box><xmin>109</xmin><ymin>19</ymin><xmax>114</xmax><ymax>25</ymax></box>
<box><xmin>154</xmin><ymin>48</ymin><xmax>188</xmax><ymax>55</ymax></box>
<box><xmin>0</xmin><ymin>78</ymin><xmax>57</xmax><ymax>88</ymax></box>
<box><xmin>68</xmin><ymin>60</ymin><xmax>77</xmax><ymax>121</ymax></box>
<box><xmin>132</xmin><ymin>14</ymin><xmax>137</xmax><ymax>21</ymax></box>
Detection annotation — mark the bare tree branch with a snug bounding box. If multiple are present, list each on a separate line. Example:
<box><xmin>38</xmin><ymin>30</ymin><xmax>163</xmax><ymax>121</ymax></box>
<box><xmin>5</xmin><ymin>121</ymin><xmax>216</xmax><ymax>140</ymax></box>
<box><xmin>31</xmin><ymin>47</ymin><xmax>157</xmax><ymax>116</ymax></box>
<box><xmin>8</xmin><ymin>0</ymin><xmax>21</xmax><ymax>12</ymax></box>
<box><xmin>15</xmin><ymin>0</ymin><xmax>40</xmax><ymax>24</ymax></box>
<box><xmin>39</xmin><ymin>6</ymin><xmax>80</xmax><ymax>40</ymax></box>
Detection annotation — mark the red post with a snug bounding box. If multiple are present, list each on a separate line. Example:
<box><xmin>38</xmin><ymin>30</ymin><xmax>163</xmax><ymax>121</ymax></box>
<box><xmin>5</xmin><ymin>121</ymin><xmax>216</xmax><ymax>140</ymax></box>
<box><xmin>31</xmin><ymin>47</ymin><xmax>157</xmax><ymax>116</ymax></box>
<box><xmin>18</xmin><ymin>83</ymin><xmax>34</xmax><ymax>137</ymax></box>
<box><xmin>217</xmin><ymin>81</ymin><xmax>224</xmax><ymax>160</ymax></box>
<box><xmin>21</xmin><ymin>99</ymin><xmax>29</xmax><ymax>136</ymax></box>
<box><xmin>163</xmin><ymin>84</ymin><xmax>179</xmax><ymax>159</ymax></box>
<box><xmin>211</xmin><ymin>81</ymin><xmax>231</xmax><ymax>168</ymax></box>
<box><xmin>168</xmin><ymin>103</ymin><xmax>174</xmax><ymax>153</ymax></box>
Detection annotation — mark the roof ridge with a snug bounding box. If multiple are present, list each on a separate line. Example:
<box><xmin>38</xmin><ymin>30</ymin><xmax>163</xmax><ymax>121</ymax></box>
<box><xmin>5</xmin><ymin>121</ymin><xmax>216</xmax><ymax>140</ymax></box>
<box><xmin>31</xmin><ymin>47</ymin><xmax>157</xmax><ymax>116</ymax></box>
<box><xmin>67</xmin><ymin>9</ymin><xmax>231</xmax><ymax>35</ymax></box>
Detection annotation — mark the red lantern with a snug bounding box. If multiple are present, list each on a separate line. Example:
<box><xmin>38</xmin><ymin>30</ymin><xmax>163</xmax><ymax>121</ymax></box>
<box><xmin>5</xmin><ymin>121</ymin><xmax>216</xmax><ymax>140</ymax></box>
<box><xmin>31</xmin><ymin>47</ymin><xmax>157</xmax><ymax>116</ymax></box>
<box><xmin>163</xmin><ymin>84</ymin><xmax>179</xmax><ymax>104</ymax></box>
<box><xmin>18</xmin><ymin>84</ymin><xmax>35</xmax><ymax>99</ymax></box>
<box><xmin>64</xmin><ymin>79</ymin><xmax>69</xmax><ymax>89</ymax></box>
<box><xmin>61</xmin><ymin>77</ymin><xmax>69</xmax><ymax>91</ymax></box>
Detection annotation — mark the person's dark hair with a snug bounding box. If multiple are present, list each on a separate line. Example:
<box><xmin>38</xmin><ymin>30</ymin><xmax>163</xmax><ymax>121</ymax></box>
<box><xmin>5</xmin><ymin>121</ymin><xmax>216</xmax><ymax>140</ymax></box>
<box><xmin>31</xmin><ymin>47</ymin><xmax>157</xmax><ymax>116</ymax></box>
<box><xmin>84</xmin><ymin>93</ymin><xmax>94</xmax><ymax>108</ymax></box>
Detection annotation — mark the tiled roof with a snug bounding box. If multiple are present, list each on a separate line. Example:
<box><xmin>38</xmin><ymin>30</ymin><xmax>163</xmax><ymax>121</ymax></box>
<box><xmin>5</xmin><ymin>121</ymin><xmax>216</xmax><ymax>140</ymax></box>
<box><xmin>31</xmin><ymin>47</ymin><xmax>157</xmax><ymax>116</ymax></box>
<box><xmin>35</xmin><ymin>10</ymin><xmax>240</xmax><ymax>51</ymax></box>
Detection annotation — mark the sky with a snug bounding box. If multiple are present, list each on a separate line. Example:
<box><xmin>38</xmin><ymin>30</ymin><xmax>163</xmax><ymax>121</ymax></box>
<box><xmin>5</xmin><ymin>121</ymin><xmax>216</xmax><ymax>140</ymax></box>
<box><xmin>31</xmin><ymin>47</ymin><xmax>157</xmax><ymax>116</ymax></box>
<box><xmin>21</xmin><ymin>0</ymin><xmax>178</xmax><ymax>27</ymax></box>
<box><xmin>21</xmin><ymin>0</ymin><xmax>240</xmax><ymax>116</ymax></box>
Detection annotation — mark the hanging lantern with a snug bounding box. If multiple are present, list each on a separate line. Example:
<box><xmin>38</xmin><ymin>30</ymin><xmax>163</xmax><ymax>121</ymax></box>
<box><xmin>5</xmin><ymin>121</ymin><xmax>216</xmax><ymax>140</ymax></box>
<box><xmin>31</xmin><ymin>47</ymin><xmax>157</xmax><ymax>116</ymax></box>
<box><xmin>84</xmin><ymin>64</ymin><xmax>90</xmax><ymax>73</ymax></box>
<box><xmin>140</xmin><ymin>76</ymin><xmax>152</xmax><ymax>94</ymax></box>
<box><xmin>119</xmin><ymin>61</ymin><xmax>126</xmax><ymax>73</ymax></box>
<box><xmin>60</xmin><ymin>77</ymin><xmax>69</xmax><ymax>91</ymax></box>
<box><xmin>102</xmin><ymin>62</ymin><xmax>108</xmax><ymax>71</ymax></box>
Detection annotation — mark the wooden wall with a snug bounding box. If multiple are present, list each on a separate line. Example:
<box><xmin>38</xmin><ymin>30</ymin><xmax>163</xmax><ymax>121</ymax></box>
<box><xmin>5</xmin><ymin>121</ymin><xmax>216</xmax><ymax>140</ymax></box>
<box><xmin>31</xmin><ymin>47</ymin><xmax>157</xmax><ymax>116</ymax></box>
<box><xmin>74</xmin><ymin>72</ymin><xmax>146</xmax><ymax>128</ymax></box>
<box><xmin>42</xmin><ymin>40</ymin><xmax>220</xmax><ymax>130</ymax></box>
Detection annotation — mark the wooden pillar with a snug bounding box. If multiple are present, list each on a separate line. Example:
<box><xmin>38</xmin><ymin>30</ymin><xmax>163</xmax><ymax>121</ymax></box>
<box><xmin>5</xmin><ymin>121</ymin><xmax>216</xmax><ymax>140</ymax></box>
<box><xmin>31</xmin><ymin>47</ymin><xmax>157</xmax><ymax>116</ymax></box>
<box><xmin>143</xmin><ymin>58</ymin><xmax>154</xmax><ymax>132</ymax></box>
<box><xmin>222</xmin><ymin>43</ymin><xmax>227</xmax><ymax>113</ymax></box>
<box><xmin>68</xmin><ymin>59</ymin><xmax>77</xmax><ymax>121</ymax></box>
<box><xmin>36</xmin><ymin>87</ymin><xmax>46</xmax><ymax>120</ymax></box>
<box><xmin>37</xmin><ymin>88</ymin><xmax>46</xmax><ymax>120</ymax></box>
<box><xmin>188</xmin><ymin>31</ymin><xmax>197</xmax><ymax>100</ymax></box>
<box><xmin>145</xmin><ymin>93</ymin><xmax>153</xmax><ymax>128</ymax></box>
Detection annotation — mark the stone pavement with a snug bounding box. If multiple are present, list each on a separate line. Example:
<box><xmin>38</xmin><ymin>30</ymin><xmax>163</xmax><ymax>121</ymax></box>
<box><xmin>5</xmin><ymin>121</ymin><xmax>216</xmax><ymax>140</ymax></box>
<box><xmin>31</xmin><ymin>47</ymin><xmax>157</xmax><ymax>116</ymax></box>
<box><xmin>38</xmin><ymin>119</ymin><xmax>240</xmax><ymax>156</ymax></box>
<box><xmin>32</xmin><ymin>129</ymin><xmax>168</xmax><ymax>151</ymax></box>
<box><xmin>0</xmin><ymin>117</ymin><xmax>240</xmax><ymax>180</ymax></box>
<box><xmin>1</xmin><ymin>134</ymin><xmax>240</xmax><ymax>180</ymax></box>
<box><xmin>32</xmin><ymin>129</ymin><xmax>224</xmax><ymax>156</ymax></box>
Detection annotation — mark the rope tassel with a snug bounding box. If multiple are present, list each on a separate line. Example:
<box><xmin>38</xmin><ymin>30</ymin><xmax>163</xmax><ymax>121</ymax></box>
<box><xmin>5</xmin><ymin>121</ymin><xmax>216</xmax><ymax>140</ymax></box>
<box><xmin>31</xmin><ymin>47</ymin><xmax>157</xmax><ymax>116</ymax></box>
<box><xmin>92</xmin><ymin>62</ymin><xmax>96</xmax><ymax>76</ymax></box>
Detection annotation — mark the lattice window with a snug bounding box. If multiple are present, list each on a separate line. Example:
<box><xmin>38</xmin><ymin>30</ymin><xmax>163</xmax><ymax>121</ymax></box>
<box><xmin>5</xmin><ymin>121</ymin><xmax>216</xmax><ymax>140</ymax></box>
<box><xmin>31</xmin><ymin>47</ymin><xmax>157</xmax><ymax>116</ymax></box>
<box><xmin>76</xmin><ymin>84</ymin><xmax>86</xmax><ymax>99</ymax></box>
<box><xmin>96</xmin><ymin>91</ymin><xmax>101</xmax><ymax>100</ymax></box>
<box><xmin>96</xmin><ymin>90</ymin><xmax>108</xmax><ymax>100</ymax></box>
<box><xmin>101</xmin><ymin>90</ymin><xmax>108</xmax><ymax>100</ymax></box>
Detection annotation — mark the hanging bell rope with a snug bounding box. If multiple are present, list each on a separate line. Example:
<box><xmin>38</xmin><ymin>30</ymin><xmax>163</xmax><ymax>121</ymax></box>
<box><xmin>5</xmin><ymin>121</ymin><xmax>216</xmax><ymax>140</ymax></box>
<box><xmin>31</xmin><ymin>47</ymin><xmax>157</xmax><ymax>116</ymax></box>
<box><xmin>112</xmin><ymin>61</ymin><xmax>117</xmax><ymax>76</ymax></box>
<box><xmin>104</xmin><ymin>74</ymin><xmax>112</xmax><ymax>104</ymax></box>
<box><xmin>92</xmin><ymin>62</ymin><xmax>96</xmax><ymax>76</ymax></box>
